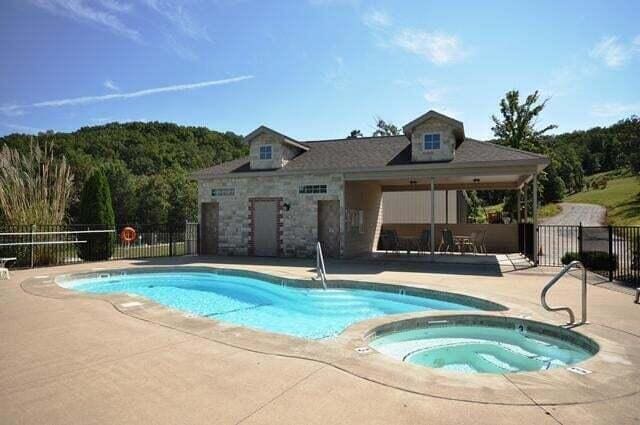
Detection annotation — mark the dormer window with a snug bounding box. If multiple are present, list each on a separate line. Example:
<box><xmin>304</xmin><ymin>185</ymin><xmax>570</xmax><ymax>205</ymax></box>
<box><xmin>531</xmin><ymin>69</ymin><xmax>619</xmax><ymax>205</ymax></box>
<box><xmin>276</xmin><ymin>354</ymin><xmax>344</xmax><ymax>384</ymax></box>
<box><xmin>259</xmin><ymin>145</ymin><xmax>272</xmax><ymax>160</ymax></box>
<box><xmin>423</xmin><ymin>133</ymin><xmax>441</xmax><ymax>150</ymax></box>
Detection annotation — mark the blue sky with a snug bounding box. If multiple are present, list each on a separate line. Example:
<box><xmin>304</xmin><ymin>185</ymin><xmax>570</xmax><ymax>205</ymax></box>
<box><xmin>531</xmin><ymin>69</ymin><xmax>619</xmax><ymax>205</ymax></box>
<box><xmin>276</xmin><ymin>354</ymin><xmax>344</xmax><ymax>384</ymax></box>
<box><xmin>1</xmin><ymin>0</ymin><xmax>639</xmax><ymax>140</ymax></box>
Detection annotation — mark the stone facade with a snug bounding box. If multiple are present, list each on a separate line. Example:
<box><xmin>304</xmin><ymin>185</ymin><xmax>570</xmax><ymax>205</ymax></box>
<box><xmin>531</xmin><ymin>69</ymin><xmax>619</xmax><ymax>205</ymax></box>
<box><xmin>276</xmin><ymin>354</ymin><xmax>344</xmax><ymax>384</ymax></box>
<box><xmin>249</xmin><ymin>133</ymin><xmax>301</xmax><ymax>170</ymax></box>
<box><xmin>198</xmin><ymin>173</ymin><xmax>344</xmax><ymax>257</ymax></box>
<box><xmin>410</xmin><ymin>116</ymin><xmax>457</xmax><ymax>163</ymax></box>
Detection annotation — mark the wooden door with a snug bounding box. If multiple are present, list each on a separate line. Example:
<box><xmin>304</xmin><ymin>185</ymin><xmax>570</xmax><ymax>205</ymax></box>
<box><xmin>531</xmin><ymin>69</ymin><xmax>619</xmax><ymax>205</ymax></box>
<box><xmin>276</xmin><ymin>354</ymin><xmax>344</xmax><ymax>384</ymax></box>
<box><xmin>318</xmin><ymin>200</ymin><xmax>340</xmax><ymax>257</ymax></box>
<box><xmin>253</xmin><ymin>200</ymin><xmax>278</xmax><ymax>256</ymax></box>
<box><xmin>200</xmin><ymin>202</ymin><xmax>218</xmax><ymax>255</ymax></box>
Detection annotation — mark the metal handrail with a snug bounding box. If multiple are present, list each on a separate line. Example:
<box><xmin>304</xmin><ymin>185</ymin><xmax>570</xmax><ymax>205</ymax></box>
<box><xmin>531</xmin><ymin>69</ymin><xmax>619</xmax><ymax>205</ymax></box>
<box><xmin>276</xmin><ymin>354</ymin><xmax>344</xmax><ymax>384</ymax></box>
<box><xmin>541</xmin><ymin>260</ymin><xmax>587</xmax><ymax>325</ymax></box>
<box><xmin>315</xmin><ymin>241</ymin><xmax>327</xmax><ymax>290</ymax></box>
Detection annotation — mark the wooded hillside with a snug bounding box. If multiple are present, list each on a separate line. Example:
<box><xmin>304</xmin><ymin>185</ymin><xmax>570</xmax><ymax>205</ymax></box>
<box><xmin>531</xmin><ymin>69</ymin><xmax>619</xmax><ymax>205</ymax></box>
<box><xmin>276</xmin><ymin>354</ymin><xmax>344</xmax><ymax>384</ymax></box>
<box><xmin>0</xmin><ymin>122</ymin><xmax>247</xmax><ymax>225</ymax></box>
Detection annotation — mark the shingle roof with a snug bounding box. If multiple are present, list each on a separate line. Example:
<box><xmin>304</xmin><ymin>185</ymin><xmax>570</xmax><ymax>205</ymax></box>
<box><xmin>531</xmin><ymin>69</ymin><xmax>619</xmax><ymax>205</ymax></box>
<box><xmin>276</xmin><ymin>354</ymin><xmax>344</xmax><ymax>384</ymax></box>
<box><xmin>192</xmin><ymin>135</ymin><xmax>548</xmax><ymax>179</ymax></box>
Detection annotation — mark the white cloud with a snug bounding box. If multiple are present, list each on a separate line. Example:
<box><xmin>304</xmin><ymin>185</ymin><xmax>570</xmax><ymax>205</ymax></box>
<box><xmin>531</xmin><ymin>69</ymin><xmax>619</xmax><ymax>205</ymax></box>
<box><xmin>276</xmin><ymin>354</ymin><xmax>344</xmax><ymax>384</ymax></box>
<box><xmin>591</xmin><ymin>102</ymin><xmax>640</xmax><ymax>118</ymax></box>
<box><xmin>30</xmin><ymin>0</ymin><xmax>141</xmax><ymax>42</ymax></box>
<box><xmin>1</xmin><ymin>75</ymin><xmax>254</xmax><ymax>115</ymax></box>
<box><xmin>103</xmin><ymin>79</ymin><xmax>120</xmax><ymax>91</ymax></box>
<box><xmin>589</xmin><ymin>36</ymin><xmax>638</xmax><ymax>68</ymax></box>
<box><xmin>423</xmin><ymin>87</ymin><xmax>446</xmax><ymax>103</ymax></box>
<box><xmin>362</xmin><ymin>9</ymin><xmax>391</xmax><ymax>29</ymax></box>
<box><xmin>141</xmin><ymin>0</ymin><xmax>210</xmax><ymax>41</ymax></box>
<box><xmin>393</xmin><ymin>29</ymin><xmax>466</xmax><ymax>65</ymax></box>
<box><xmin>0</xmin><ymin>122</ymin><xmax>44</xmax><ymax>134</ymax></box>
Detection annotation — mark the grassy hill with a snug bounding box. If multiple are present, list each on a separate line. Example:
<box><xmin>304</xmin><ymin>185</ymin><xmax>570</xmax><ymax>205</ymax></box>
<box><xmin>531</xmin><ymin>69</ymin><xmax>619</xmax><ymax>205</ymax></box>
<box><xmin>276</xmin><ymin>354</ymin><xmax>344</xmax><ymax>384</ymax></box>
<box><xmin>565</xmin><ymin>170</ymin><xmax>640</xmax><ymax>225</ymax></box>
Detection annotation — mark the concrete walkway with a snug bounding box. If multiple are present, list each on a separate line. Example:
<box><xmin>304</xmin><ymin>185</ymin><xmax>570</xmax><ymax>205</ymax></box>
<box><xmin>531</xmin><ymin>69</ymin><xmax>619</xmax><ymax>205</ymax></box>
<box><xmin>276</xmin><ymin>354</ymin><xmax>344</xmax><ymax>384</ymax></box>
<box><xmin>1</xmin><ymin>257</ymin><xmax>639</xmax><ymax>424</ymax></box>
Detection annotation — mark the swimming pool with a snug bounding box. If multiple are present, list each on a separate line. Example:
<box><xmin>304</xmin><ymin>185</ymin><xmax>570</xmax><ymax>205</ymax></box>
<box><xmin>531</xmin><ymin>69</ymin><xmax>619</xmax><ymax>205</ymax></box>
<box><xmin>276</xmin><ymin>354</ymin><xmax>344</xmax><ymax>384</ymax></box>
<box><xmin>61</xmin><ymin>269</ymin><xmax>503</xmax><ymax>339</ymax></box>
<box><xmin>369</xmin><ymin>316</ymin><xmax>598</xmax><ymax>374</ymax></box>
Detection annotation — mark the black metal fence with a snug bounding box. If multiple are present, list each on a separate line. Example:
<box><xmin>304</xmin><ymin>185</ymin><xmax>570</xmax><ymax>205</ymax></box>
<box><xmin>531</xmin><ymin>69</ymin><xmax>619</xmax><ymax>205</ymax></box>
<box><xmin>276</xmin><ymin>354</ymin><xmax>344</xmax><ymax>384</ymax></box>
<box><xmin>0</xmin><ymin>222</ymin><xmax>199</xmax><ymax>268</ymax></box>
<box><xmin>536</xmin><ymin>224</ymin><xmax>639</xmax><ymax>287</ymax></box>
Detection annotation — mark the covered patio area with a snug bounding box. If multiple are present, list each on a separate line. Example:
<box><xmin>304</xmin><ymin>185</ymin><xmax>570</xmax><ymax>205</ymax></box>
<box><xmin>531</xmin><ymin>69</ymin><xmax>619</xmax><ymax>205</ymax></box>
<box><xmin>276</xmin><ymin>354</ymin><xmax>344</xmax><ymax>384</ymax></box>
<box><xmin>342</xmin><ymin>155</ymin><xmax>548</xmax><ymax>264</ymax></box>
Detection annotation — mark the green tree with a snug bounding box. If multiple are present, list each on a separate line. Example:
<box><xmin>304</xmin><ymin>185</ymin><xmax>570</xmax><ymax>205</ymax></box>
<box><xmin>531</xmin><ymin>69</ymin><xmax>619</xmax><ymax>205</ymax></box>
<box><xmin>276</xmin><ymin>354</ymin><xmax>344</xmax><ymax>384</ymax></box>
<box><xmin>372</xmin><ymin>118</ymin><xmax>400</xmax><ymax>136</ymax></box>
<box><xmin>166</xmin><ymin>169</ymin><xmax>197</xmax><ymax>228</ymax></box>
<box><xmin>491</xmin><ymin>90</ymin><xmax>557</xmax><ymax>152</ymax></box>
<box><xmin>136</xmin><ymin>175</ymin><xmax>170</xmax><ymax>224</ymax></box>
<box><xmin>347</xmin><ymin>129</ymin><xmax>363</xmax><ymax>139</ymax></box>
<box><xmin>77</xmin><ymin>169</ymin><xmax>115</xmax><ymax>260</ymax></box>
<box><xmin>492</xmin><ymin>90</ymin><xmax>557</xmax><ymax>217</ymax></box>
<box><xmin>102</xmin><ymin>160</ymin><xmax>137</xmax><ymax>224</ymax></box>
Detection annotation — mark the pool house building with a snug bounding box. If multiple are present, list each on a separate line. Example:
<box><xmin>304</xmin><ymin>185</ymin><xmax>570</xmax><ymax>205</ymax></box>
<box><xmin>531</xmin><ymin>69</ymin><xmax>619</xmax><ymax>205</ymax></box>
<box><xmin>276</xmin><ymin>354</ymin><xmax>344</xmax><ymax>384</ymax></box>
<box><xmin>192</xmin><ymin>110</ymin><xmax>549</xmax><ymax>261</ymax></box>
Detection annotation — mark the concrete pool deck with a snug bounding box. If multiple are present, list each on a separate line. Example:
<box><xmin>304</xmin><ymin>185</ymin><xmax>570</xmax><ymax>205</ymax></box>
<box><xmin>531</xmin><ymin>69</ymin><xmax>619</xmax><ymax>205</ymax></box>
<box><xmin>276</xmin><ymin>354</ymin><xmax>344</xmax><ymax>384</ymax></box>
<box><xmin>2</xmin><ymin>256</ymin><xmax>639</xmax><ymax>424</ymax></box>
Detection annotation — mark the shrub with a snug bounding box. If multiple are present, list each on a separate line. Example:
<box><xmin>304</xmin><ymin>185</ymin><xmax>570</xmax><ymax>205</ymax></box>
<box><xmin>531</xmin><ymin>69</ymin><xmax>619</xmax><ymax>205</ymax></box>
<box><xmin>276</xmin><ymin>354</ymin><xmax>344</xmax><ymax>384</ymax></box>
<box><xmin>77</xmin><ymin>170</ymin><xmax>115</xmax><ymax>261</ymax></box>
<box><xmin>561</xmin><ymin>251</ymin><xmax>617</xmax><ymax>271</ymax></box>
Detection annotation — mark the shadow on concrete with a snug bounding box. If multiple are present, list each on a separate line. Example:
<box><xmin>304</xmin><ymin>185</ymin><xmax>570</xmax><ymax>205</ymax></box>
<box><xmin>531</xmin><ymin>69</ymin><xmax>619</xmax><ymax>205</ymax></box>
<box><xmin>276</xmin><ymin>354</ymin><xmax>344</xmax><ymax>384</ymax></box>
<box><xmin>127</xmin><ymin>254</ymin><xmax>508</xmax><ymax>277</ymax></box>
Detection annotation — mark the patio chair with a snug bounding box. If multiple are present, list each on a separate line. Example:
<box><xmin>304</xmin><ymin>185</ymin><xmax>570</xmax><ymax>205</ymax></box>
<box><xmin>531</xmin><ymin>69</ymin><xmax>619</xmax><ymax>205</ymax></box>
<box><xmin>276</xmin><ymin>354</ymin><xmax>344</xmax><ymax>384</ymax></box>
<box><xmin>418</xmin><ymin>229</ymin><xmax>431</xmax><ymax>253</ymax></box>
<box><xmin>380</xmin><ymin>230</ymin><xmax>400</xmax><ymax>253</ymax></box>
<box><xmin>0</xmin><ymin>257</ymin><xmax>17</xmax><ymax>280</ymax></box>
<box><xmin>460</xmin><ymin>232</ymin><xmax>477</xmax><ymax>254</ymax></box>
<box><xmin>475</xmin><ymin>231</ymin><xmax>487</xmax><ymax>254</ymax></box>
<box><xmin>438</xmin><ymin>229</ymin><xmax>458</xmax><ymax>253</ymax></box>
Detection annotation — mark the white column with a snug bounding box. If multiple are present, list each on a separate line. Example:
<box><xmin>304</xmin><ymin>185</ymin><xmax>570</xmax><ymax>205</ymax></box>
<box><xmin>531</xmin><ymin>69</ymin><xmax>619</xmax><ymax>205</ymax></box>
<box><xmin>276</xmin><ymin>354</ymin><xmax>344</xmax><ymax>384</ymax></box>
<box><xmin>533</xmin><ymin>173</ymin><xmax>538</xmax><ymax>265</ymax></box>
<box><xmin>430</xmin><ymin>177</ymin><xmax>436</xmax><ymax>256</ymax></box>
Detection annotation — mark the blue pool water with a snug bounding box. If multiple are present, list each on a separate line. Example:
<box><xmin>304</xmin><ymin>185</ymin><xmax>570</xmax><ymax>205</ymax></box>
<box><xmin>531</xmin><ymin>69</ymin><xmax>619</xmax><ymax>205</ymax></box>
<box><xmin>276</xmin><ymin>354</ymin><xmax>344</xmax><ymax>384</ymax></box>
<box><xmin>66</xmin><ymin>270</ymin><xmax>483</xmax><ymax>339</ymax></box>
<box><xmin>370</xmin><ymin>323</ymin><xmax>595</xmax><ymax>373</ymax></box>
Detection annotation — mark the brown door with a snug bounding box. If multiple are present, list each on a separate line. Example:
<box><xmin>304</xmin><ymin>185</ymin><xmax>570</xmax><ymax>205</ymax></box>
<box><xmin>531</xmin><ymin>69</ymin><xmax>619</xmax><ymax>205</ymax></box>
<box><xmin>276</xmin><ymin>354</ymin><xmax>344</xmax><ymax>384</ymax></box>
<box><xmin>200</xmin><ymin>202</ymin><xmax>218</xmax><ymax>255</ymax></box>
<box><xmin>318</xmin><ymin>200</ymin><xmax>340</xmax><ymax>257</ymax></box>
<box><xmin>253</xmin><ymin>200</ymin><xmax>278</xmax><ymax>256</ymax></box>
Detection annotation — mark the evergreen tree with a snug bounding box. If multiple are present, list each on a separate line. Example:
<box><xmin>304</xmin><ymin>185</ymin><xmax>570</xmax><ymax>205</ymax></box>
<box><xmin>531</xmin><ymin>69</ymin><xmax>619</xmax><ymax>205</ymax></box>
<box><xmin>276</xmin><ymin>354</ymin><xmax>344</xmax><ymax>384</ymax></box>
<box><xmin>77</xmin><ymin>169</ymin><xmax>115</xmax><ymax>260</ymax></box>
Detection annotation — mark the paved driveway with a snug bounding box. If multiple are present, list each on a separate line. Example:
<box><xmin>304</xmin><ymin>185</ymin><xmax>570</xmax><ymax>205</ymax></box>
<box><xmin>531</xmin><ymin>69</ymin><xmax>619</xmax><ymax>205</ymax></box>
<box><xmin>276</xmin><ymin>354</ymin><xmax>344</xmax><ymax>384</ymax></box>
<box><xmin>542</xmin><ymin>203</ymin><xmax>606</xmax><ymax>226</ymax></box>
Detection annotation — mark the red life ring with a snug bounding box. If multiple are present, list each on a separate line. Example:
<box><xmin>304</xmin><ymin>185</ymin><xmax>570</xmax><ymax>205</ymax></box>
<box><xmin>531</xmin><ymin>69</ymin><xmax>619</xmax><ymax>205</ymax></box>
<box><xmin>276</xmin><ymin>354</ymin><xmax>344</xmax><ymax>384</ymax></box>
<box><xmin>120</xmin><ymin>227</ymin><xmax>137</xmax><ymax>243</ymax></box>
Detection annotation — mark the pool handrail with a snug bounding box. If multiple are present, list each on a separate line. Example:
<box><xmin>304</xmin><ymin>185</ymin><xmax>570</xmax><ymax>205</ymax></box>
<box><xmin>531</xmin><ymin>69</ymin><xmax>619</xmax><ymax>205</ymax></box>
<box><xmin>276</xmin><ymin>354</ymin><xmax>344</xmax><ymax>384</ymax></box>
<box><xmin>541</xmin><ymin>260</ymin><xmax>587</xmax><ymax>325</ymax></box>
<box><xmin>316</xmin><ymin>241</ymin><xmax>328</xmax><ymax>290</ymax></box>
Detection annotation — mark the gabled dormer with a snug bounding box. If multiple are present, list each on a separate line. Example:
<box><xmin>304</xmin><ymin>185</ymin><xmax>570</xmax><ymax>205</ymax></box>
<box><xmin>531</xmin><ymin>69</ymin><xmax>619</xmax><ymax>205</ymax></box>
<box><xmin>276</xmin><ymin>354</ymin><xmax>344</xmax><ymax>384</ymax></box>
<box><xmin>244</xmin><ymin>126</ymin><xmax>309</xmax><ymax>170</ymax></box>
<box><xmin>403</xmin><ymin>110</ymin><xmax>465</xmax><ymax>163</ymax></box>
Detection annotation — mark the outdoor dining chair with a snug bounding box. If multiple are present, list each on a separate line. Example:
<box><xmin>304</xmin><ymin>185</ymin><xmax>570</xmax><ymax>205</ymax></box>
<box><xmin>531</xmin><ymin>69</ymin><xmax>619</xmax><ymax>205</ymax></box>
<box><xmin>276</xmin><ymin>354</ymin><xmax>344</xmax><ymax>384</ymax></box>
<box><xmin>418</xmin><ymin>229</ymin><xmax>431</xmax><ymax>253</ymax></box>
<box><xmin>475</xmin><ymin>231</ymin><xmax>487</xmax><ymax>254</ymax></box>
<box><xmin>438</xmin><ymin>229</ymin><xmax>458</xmax><ymax>253</ymax></box>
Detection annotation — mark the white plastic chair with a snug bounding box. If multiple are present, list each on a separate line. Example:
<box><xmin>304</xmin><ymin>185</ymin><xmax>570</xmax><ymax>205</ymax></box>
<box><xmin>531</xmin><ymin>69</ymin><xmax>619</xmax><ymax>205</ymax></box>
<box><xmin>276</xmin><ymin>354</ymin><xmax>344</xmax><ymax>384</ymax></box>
<box><xmin>0</xmin><ymin>257</ymin><xmax>16</xmax><ymax>280</ymax></box>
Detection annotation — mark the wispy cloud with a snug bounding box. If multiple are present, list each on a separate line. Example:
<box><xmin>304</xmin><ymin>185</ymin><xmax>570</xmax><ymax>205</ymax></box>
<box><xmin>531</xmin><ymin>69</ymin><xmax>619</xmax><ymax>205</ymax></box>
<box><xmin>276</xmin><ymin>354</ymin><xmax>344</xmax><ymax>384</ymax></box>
<box><xmin>362</xmin><ymin>9</ymin><xmax>391</xmax><ymax>29</ymax></box>
<box><xmin>393</xmin><ymin>29</ymin><xmax>467</xmax><ymax>65</ymax></box>
<box><xmin>0</xmin><ymin>122</ymin><xmax>44</xmax><ymax>134</ymax></box>
<box><xmin>141</xmin><ymin>0</ymin><xmax>210</xmax><ymax>41</ymax></box>
<box><xmin>1</xmin><ymin>75</ymin><xmax>254</xmax><ymax>115</ymax></box>
<box><xmin>589</xmin><ymin>35</ymin><xmax>639</xmax><ymax>68</ymax></box>
<box><xmin>30</xmin><ymin>0</ymin><xmax>141</xmax><ymax>42</ymax></box>
<box><xmin>591</xmin><ymin>102</ymin><xmax>640</xmax><ymax>118</ymax></box>
<box><xmin>423</xmin><ymin>87</ymin><xmax>446</xmax><ymax>103</ymax></box>
<box><xmin>103</xmin><ymin>79</ymin><xmax>120</xmax><ymax>91</ymax></box>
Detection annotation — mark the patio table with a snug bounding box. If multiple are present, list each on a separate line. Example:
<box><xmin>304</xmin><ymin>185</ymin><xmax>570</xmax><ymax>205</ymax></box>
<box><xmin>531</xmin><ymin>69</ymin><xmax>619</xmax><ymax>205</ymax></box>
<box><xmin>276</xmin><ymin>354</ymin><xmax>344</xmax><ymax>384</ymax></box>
<box><xmin>453</xmin><ymin>235</ymin><xmax>473</xmax><ymax>254</ymax></box>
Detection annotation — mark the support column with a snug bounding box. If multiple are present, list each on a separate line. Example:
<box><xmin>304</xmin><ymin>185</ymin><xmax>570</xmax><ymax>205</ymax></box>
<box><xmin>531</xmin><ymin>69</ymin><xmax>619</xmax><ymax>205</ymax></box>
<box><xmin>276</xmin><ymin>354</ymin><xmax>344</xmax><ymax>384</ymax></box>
<box><xmin>430</xmin><ymin>177</ymin><xmax>436</xmax><ymax>256</ymax></box>
<box><xmin>445</xmin><ymin>190</ymin><xmax>449</xmax><ymax>225</ymax></box>
<box><xmin>533</xmin><ymin>173</ymin><xmax>538</xmax><ymax>265</ymax></box>
<box><xmin>523</xmin><ymin>185</ymin><xmax>528</xmax><ymax>223</ymax></box>
<box><xmin>517</xmin><ymin>190</ymin><xmax>522</xmax><ymax>223</ymax></box>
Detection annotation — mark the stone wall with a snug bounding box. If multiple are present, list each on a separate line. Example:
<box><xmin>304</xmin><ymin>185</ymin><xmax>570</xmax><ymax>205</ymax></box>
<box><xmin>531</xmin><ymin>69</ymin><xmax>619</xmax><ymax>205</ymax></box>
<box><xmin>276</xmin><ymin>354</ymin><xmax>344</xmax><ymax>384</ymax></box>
<box><xmin>198</xmin><ymin>173</ymin><xmax>344</xmax><ymax>257</ymax></box>
<box><xmin>249</xmin><ymin>133</ymin><xmax>300</xmax><ymax>170</ymax></box>
<box><xmin>410</xmin><ymin>116</ymin><xmax>456</xmax><ymax>163</ymax></box>
<box><xmin>344</xmin><ymin>181</ymin><xmax>384</xmax><ymax>257</ymax></box>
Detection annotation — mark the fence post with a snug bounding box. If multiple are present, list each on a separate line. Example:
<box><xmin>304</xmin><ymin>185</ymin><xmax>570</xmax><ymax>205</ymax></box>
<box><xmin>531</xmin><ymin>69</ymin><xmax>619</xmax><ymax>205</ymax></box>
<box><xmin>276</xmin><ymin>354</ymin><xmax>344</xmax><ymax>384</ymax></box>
<box><xmin>608</xmin><ymin>225</ymin><xmax>613</xmax><ymax>282</ymax></box>
<box><xmin>578</xmin><ymin>222</ymin><xmax>583</xmax><ymax>259</ymax></box>
<box><xmin>169</xmin><ymin>225</ymin><xmax>174</xmax><ymax>257</ymax></box>
<box><xmin>30</xmin><ymin>224</ymin><xmax>35</xmax><ymax>268</ymax></box>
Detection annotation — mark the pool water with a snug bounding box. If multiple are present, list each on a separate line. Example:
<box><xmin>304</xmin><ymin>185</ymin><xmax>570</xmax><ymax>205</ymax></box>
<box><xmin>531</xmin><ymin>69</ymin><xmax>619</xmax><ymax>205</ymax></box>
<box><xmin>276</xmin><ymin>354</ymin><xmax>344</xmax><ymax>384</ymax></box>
<box><xmin>369</xmin><ymin>324</ymin><xmax>595</xmax><ymax>373</ymax></box>
<box><xmin>67</xmin><ymin>271</ymin><xmax>483</xmax><ymax>339</ymax></box>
